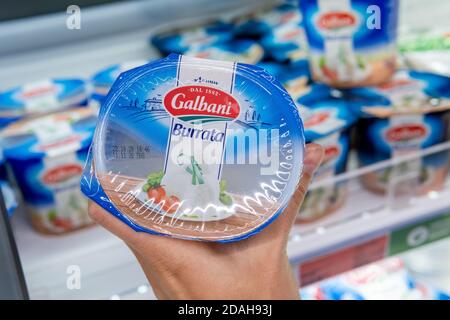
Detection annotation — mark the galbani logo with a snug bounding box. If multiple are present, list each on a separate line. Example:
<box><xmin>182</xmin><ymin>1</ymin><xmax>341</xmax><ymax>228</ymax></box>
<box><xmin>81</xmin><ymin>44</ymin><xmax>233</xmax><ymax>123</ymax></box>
<box><xmin>42</xmin><ymin>164</ymin><xmax>83</xmax><ymax>185</ymax></box>
<box><xmin>318</xmin><ymin>12</ymin><xmax>356</xmax><ymax>30</ymax></box>
<box><xmin>385</xmin><ymin>124</ymin><xmax>427</xmax><ymax>142</ymax></box>
<box><xmin>163</xmin><ymin>85</ymin><xmax>240</xmax><ymax>124</ymax></box>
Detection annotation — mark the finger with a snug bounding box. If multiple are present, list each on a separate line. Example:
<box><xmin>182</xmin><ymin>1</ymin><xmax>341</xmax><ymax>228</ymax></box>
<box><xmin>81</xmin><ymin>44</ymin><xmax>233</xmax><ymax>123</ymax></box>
<box><xmin>88</xmin><ymin>201</ymin><xmax>151</xmax><ymax>249</ymax></box>
<box><xmin>273</xmin><ymin>143</ymin><xmax>324</xmax><ymax>234</ymax></box>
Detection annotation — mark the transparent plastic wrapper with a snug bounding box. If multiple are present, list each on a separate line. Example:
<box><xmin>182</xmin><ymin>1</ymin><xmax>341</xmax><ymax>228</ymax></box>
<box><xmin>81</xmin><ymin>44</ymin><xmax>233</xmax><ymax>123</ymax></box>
<box><xmin>299</xmin><ymin>0</ymin><xmax>398</xmax><ymax>88</ymax></box>
<box><xmin>0</xmin><ymin>78</ymin><xmax>88</xmax><ymax>128</ymax></box>
<box><xmin>81</xmin><ymin>54</ymin><xmax>305</xmax><ymax>242</ymax></box>
<box><xmin>348</xmin><ymin>70</ymin><xmax>450</xmax><ymax>196</ymax></box>
<box><xmin>1</xmin><ymin>108</ymin><xmax>96</xmax><ymax>234</ymax></box>
<box><xmin>91</xmin><ymin>61</ymin><xmax>148</xmax><ymax>96</ymax></box>
<box><xmin>296</xmin><ymin>84</ymin><xmax>356</xmax><ymax>223</ymax></box>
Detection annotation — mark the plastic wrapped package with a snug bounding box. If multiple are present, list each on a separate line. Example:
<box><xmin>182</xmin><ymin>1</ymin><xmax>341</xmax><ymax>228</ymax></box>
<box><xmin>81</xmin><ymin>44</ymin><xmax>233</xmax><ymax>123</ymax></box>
<box><xmin>81</xmin><ymin>54</ymin><xmax>305</xmax><ymax>242</ymax></box>
<box><xmin>299</xmin><ymin>0</ymin><xmax>399</xmax><ymax>87</ymax></box>
<box><xmin>348</xmin><ymin>70</ymin><xmax>450</xmax><ymax>195</ymax></box>
<box><xmin>0</xmin><ymin>79</ymin><xmax>88</xmax><ymax>128</ymax></box>
<box><xmin>1</xmin><ymin>108</ymin><xmax>96</xmax><ymax>234</ymax></box>
<box><xmin>91</xmin><ymin>61</ymin><xmax>148</xmax><ymax>96</ymax></box>
<box><xmin>296</xmin><ymin>85</ymin><xmax>356</xmax><ymax>223</ymax></box>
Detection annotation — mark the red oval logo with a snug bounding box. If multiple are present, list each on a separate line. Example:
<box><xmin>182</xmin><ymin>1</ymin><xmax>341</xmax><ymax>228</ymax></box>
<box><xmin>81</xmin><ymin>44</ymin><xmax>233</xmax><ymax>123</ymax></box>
<box><xmin>318</xmin><ymin>12</ymin><xmax>356</xmax><ymax>30</ymax></box>
<box><xmin>163</xmin><ymin>85</ymin><xmax>240</xmax><ymax>124</ymax></box>
<box><xmin>42</xmin><ymin>164</ymin><xmax>83</xmax><ymax>185</ymax></box>
<box><xmin>385</xmin><ymin>124</ymin><xmax>427</xmax><ymax>142</ymax></box>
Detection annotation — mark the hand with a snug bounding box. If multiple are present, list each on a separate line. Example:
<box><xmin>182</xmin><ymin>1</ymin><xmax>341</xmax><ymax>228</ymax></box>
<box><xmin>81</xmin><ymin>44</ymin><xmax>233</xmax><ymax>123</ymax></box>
<box><xmin>88</xmin><ymin>143</ymin><xmax>324</xmax><ymax>299</ymax></box>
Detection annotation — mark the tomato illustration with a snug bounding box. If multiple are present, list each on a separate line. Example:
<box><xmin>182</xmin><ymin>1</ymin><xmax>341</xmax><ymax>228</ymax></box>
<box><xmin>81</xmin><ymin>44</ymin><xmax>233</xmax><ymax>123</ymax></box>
<box><xmin>162</xmin><ymin>195</ymin><xmax>181</xmax><ymax>214</ymax></box>
<box><xmin>147</xmin><ymin>186</ymin><xmax>166</xmax><ymax>203</ymax></box>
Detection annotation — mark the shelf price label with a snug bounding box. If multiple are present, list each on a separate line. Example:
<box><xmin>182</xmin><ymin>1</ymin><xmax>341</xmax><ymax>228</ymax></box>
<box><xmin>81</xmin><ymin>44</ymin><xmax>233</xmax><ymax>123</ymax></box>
<box><xmin>388</xmin><ymin>212</ymin><xmax>450</xmax><ymax>255</ymax></box>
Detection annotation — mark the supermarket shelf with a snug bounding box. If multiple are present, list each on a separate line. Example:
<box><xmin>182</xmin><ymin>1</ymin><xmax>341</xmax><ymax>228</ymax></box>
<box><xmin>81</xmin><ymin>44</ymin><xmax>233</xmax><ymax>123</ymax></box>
<box><xmin>288</xmin><ymin>142</ymin><xmax>450</xmax><ymax>265</ymax></box>
<box><xmin>11</xmin><ymin>207</ymin><xmax>153</xmax><ymax>299</ymax></box>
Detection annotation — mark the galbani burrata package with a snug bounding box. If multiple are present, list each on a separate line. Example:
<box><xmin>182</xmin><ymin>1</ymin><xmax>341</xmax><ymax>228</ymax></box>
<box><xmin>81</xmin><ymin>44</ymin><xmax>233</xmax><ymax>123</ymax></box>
<box><xmin>348</xmin><ymin>70</ymin><xmax>450</xmax><ymax>195</ymax></box>
<box><xmin>299</xmin><ymin>0</ymin><xmax>398</xmax><ymax>87</ymax></box>
<box><xmin>1</xmin><ymin>108</ymin><xmax>96</xmax><ymax>233</ymax></box>
<box><xmin>296</xmin><ymin>85</ymin><xmax>356</xmax><ymax>222</ymax></box>
<box><xmin>0</xmin><ymin>79</ymin><xmax>88</xmax><ymax>128</ymax></box>
<box><xmin>81</xmin><ymin>54</ymin><xmax>305</xmax><ymax>242</ymax></box>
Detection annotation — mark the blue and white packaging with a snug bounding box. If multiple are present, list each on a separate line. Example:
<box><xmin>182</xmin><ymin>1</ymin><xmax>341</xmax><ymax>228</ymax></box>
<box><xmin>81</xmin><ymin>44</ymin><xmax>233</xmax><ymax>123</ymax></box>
<box><xmin>91</xmin><ymin>60</ymin><xmax>148</xmax><ymax>96</ymax></box>
<box><xmin>1</xmin><ymin>108</ymin><xmax>96</xmax><ymax>234</ymax></box>
<box><xmin>348</xmin><ymin>70</ymin><xmax>450</xmax><ymax>195</ymax></box>
<box><xmin>151</xmin><ymin>22</ymin><xmax>234</xmax><ymax>55</ymax></box>
<box><xmin>301</xmin><ymin>258</ymin><xmax>450</xmax><ymax>300</ymax></box>
<box><xmin>81</xmin><ymin>54</ymin><xmax>305</xmax><ymax>242</ymax></box>
<box><xmin>299</xmin><ymin>0</ymin><xmax>399</xmax><ymax>87</ymax></box>
<box><xmin>0</xmin><ymin>79</ymin><xmax>88</xmax><ymax>128</ymax></box>
<box><xmin>185</xmin><ymin>40</ymin><xmax>264</xmax><ymax>64</ymax></box>
<box><xmin>261</xmin><ymin>22</ymin><xmax>308</xmax><ymax>65</ymax></box>
<box><xmin>296</xmin><ymin>84</ymin><xmax>356</xmax><ymax>222</ymax></box>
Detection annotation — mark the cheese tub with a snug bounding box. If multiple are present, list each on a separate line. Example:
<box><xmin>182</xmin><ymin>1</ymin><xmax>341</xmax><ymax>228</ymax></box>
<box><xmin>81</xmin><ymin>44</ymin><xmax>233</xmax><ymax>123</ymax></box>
<box><xmin>296</xmin><ymin>84</ymin><xmax>356</xmax><ymax>223</ymax></box>
<box><xmin>81</xmin><ymin>54</ymin><xmax>305</xmax><ymax>242</ymax></box>
<box><xmin>185</xmin><ymin>40</ymin><xmax>264</xmax><ymax>65</ymax></box>
<box><xmin>348</xmin><ymin>70</ymin><xmax>450</xmax><ymax>195</ymax></box>
<box><xmin>0</xmin><ymin>79</ymin><xmax>88</xmax><ymax>128</ymax></box>
<box><xmin>299</xmin><ymin>0</ymin><xmax>398</xmax><ymax>88</ymax></box>
<box><xmin>151</xmin><ymin>21</ymin><xmax>234</xmax><ymax>55</ymax></box>
<box><xmin>1</xmin><ymin>108</ymin><xmax>96</xmax><ymax>234</ymax></box>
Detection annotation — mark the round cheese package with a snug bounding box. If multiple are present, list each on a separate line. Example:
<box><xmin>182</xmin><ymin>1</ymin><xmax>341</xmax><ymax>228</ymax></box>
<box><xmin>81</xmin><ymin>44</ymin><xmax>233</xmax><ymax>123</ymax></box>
<box><xmin>81</xmin><ymin>54</ymin><xmax>305</xmax><ymax>242</ymax></box>
<box><xmin>0</xmin><ymin>79</ymin><xmax>88</xmax><ymax>128</ymax></box>
<box><xmin>1</xmin><ymin>108</ymin><xmax>96</xmax><ymax>233</ymax></box>
<box><xmin>347</xmin><ymin>70</ymin><xmax>450</xmax><ymax>195</ymax></box>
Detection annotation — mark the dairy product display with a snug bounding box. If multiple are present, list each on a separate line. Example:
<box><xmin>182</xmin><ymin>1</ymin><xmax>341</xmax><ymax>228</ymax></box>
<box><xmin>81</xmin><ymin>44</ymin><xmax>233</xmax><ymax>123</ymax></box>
<box><xmin>301</xmin><ymin>257</ymin><xmax>450</xmax><ymax>300</ymax></box>
<box><xmin>349</xmin><ymin>70</ymin><xmax>450</xmax><ymax>195</ymax></box>
<box><xmin>81</xmin><ymin>54</ymin><xmax>305</xmax><ymax>242</ymax></box>
<box><xmin>151</xmin><ymin>21</ymin><xmax>234</xmax><ymax>55</ymax></box>
<box><xmin>185</xmin><ymin>40</ymin><xmax>264</xmax><ymax>64</ymax></box>
<box><xmin>1</xmin><ymin>181</ymin><xmax>17</xmax><ymax>217</ymax></box>
<box><xmin>296</xmin><ymin>84</ymin><xmax>356</xmax><ymax>222</ymax></box>
<box><xmin>0</xmin><ymin>79</ymin><xmax>88</xmax><ymax>128</ymax></box>
<box><xmin>299</xmin><ymin>0</ymin><xmax>399</xmax><ymax>87</ymax></box>
<box><xmin>1</xmin><ymin>108</ymin><xmax>96</xmax><ymax>234</ymax></box>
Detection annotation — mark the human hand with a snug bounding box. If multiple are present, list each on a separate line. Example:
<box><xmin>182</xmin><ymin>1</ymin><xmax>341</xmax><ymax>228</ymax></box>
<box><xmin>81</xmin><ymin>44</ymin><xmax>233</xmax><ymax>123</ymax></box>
<box><xmin>88</xmin><ymin>143</ymin><xmax>324</xmax><ymax>299</ymax></box>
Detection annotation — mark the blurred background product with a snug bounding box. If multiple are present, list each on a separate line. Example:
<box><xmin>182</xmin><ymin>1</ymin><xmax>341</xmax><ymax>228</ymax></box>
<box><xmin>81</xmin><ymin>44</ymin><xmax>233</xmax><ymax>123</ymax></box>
<box><xmin>0</xmin><ymin>0</ymin><xmax>449</xmax><ymax>300</ymax></box>
<box><xmin>299</xmin><ymin>0</ymin><xmax>398</xmax><ymax>88</ymax></box>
